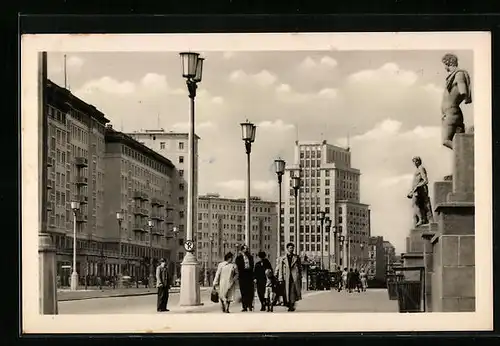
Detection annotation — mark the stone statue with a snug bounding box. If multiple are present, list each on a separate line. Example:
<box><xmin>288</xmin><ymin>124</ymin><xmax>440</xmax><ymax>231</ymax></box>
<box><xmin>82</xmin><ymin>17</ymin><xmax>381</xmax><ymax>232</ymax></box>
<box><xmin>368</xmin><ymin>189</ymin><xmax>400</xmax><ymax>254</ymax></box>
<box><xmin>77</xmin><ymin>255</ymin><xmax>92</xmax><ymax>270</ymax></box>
<box><xmin>441</xmin><ymin>53</ymin><xmax>472</xmax><ymax>150</ymax></box>
<box><xmin>407</xmin><ymin>156</ymin><xmax>433</xmax><ymax>227</ymax></box>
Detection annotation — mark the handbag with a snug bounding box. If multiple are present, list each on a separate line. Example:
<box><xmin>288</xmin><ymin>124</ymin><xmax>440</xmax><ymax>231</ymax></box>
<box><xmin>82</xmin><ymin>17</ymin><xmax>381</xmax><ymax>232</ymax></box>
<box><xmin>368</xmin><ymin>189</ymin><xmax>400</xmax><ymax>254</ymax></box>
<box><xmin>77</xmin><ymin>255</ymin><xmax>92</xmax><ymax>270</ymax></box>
<box><xmin>210</xmin><ymin>288</ymin><xmax>219</xmax><ymax>303</ymax></box>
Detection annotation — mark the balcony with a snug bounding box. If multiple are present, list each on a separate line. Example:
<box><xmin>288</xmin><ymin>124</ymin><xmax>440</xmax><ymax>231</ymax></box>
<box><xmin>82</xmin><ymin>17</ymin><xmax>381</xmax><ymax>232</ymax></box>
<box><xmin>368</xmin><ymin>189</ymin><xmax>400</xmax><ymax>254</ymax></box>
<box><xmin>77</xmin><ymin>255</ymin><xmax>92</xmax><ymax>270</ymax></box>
<box><xmin>76</xmin><ymin>214</ymin><xmax>88</xmax><ymax>223</ymax></box>
<box><xmin>133</xmin><ymin>207</ymin><xmax>146</xmax><ymax>216</ymax></box>
<box><xmin>77</xmin><ymin>194</ymin><xmax>88</xmax><ymax>204</ymax></box>
<box><xmin>141</xmin><ymin>192</ymin><xmax>149</xmax><ymax>201</ymax></box>
<box><xmin>132</xmin><ymin>223</ymin><xmax>146</xmax><ymax>232</ymax></box>
<box><xmin>75</xmin><ymin>176</ymin><xmax>88</xmax><ymax>185</ymax></box>
<box><xmin>47</xmin><ymin>180</ymin><xmax>53</xmax><ymax>190</ymax></box>
<box><xmin>141</xmin><ymin>208</ymin><xmax>149</xmax><ymax>216</ymax></box>
<box><xmin>47</xmin><ymin>157</ymin><xmax>54</xmax><ymax>167</ymax></box>
<box><xmin>75</xmin><ymin>157</ymin><xmax>88</xmax><ymax>167</ymax></box>
<box><xmin>133</xmin><ymin>190</ymin><xmax>142</xmax><ymax>200</ymax></box>
<box><xmin>46</xmin><ymin>201</ymin><xmax>54</xmax><ymax>211</ymax></box>
<box><xmin>151</xmin><ymin>213</ymin><xmax>164</xmax><ymax>221</ymax></box>
<box><xmin>151</xmin><ymin>197</ymin><xmax>164</xmax><ymax>206</ymax></box>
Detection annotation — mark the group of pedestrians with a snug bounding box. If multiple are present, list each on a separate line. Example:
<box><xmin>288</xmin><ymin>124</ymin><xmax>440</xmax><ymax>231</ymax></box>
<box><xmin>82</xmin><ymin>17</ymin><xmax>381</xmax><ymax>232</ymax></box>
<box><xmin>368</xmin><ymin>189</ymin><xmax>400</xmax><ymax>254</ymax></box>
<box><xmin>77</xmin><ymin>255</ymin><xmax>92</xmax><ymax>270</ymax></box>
<box><xmin>333</xmin><ymin>267</ymin><xmax>367</xmax><ymax>293</ymax></box>
<box><xmin>213</xmin><ymin>242</ymin><xmax>303</xmax><ymax>313</ymax></box>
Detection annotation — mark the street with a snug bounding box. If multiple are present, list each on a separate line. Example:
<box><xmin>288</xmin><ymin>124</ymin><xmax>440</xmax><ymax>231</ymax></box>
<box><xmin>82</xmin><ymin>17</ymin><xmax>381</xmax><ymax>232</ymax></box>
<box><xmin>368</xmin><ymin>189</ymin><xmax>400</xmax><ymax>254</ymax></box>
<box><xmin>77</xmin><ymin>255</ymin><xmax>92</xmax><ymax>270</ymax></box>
<box><xmin>58</xmin><ymin>288</ymin><xmax>397</xmax><ymax>314</ymax></box>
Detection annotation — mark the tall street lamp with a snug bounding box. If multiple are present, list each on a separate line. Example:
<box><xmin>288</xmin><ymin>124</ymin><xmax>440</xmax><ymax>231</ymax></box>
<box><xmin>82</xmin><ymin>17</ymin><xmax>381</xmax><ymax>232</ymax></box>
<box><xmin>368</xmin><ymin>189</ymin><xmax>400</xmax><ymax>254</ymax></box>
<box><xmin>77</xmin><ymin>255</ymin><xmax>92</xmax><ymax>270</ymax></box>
<box><xmin>240</xmin><ymin>120</ymin><xmax>257</xmax><ymax>249</ymax></box>
<box><xmin>70</xmin><ymin>201</ymin><xmax>80</xmax><ymax>291</ymax></box>
<box><xmin>116</xmin><ymin>211</ymin><xmax>124</xmax><ymax>287</ymax></box>
<box><xmin>360</xmin><ymin>243</ymin><xmax>365</xmax><ymax>269</ymax></box>
<box><xmin>325</xmin><ymin>217</ymin><xmax>332</xmax><ymax>271</ymax></box>
<box><xmin>207</xmin><ymin>233</ymin><xmax>214</xmax><ymax>286</ymax></box>
<box><xmin>179</xmin><ymin>52</ymin><xmax>204</xmax><ymax>306</ymax></box>
<box><xmin>338</xmin><ymin>235</ymin><xmax>345</xmax><ymax>268</ymax></box>
<box><xmin>148</xmin><ymin>219</ymin><xmax>155</xmax><ymax>288</ymax></box>
<box><xmin>274</xmin><ymin>158</ymin><xmax>285</xmax><ymax>257</ymax></box>
<box><xmin>292</xmin><ymin>174</ymin><xmax>301</xmax><ymax>250</ymax></box>
<box><xmin>318</xmin><ymin>211</ymin><xmax>325</xmax><ymax>270</ymax></box>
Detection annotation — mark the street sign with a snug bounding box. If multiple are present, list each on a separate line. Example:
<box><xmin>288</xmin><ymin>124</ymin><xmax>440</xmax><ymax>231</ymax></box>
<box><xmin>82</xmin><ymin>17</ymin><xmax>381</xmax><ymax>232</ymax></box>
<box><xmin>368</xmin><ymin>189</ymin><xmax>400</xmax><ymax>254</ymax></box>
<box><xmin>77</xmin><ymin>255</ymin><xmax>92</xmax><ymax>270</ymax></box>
<box><xmin>184</xmin><ymin>240</ymin><xmax>194</xmax><ymax>252</ymax></box>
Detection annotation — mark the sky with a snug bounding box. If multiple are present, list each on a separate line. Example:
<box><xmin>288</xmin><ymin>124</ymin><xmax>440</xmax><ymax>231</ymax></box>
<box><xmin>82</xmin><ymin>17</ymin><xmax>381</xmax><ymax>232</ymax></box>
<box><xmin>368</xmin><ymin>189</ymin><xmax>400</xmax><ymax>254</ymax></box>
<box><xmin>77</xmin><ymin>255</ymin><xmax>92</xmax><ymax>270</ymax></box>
<box><xmin>47</xmin><ymin>50</ymin><xmax>474</xmax><ymax>254</ymax></box>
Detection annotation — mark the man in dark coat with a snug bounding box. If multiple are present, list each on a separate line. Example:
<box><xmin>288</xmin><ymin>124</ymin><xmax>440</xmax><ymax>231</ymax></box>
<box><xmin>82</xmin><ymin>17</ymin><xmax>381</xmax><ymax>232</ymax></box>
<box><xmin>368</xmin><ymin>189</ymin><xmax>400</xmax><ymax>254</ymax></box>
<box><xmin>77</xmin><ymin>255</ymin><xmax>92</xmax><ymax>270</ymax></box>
<box><xmin>254</xmin><ymin>251</ymin><xmax>273</xmax><ymax>311</ymax></box>
<box><xmin>235</xmin><ymin>245</ymin><xmax>255</xmax><ymax>311</ymax></box>
<box><xmin>155</xmin><ymin>258</ymin><xmax>170</xmax><ymax>312</ymax></box>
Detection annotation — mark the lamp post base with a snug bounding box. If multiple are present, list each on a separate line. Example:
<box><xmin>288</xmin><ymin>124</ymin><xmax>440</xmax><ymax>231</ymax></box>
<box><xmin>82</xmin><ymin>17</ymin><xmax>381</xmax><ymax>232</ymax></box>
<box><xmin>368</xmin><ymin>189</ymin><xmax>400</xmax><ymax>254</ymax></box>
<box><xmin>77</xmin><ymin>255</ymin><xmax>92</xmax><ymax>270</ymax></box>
<box><xmin>70</xmin><ymin>271</ymin><xmax>79</xmax><ymax>291</ymax></box>
<box><xmin>179</xmin><ymin>252</ymin><xmax>202</xmax><ymax>306</ymax></box>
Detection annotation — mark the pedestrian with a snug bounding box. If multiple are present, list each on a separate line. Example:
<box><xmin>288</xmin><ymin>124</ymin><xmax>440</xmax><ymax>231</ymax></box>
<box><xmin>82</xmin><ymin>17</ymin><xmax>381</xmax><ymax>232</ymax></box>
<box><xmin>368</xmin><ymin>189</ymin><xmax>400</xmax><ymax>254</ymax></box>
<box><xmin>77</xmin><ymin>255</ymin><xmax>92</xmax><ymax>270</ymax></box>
<box><xmin>155</xmin><ymin>258</ymin><xmax>170</xmax><ymax>312</ymax></box>
<box><xmin>254</xmin><ymin>251</ymin><xmax>273</xmax><ymax>311</ymax></box>
<box><xmin>347</xmin><ymin>268</ymin><xmax>355</xmax><ymax>293</ymax></box>
<box><xmin>360</xmin><ymin>269</ymin><xmax>367</xmax><ymax>292</ymax></box>
<box><xmin>335</xmin><ymin>267</ymin><xmax>342</xmax><ymax>292</ymax></box>
<box><xmin>235</xmin><ymin>245</ymin><xmax>255</xmax><ymax>312</ymax></box>
<box><xmin>342</xmin><ymin>267</ymin><xmax>348</xmax><ymax>291</ymax></box>
<box><xmin>272</xmin><ymin>255</ymin><xmax>285</xmax><ymax>307</ymax></box>
<box><xmin>354</xmin><ymin>269</ymin><xmax>361</xmax><ymax>293</ymax></box>
<box><xmin>213</xmin><ymin>252</ymin><xmax>239</xmax><ymax>313</ymax></box>
<box><xmin>276</xmin><ymin>243</ymin><xmax>302</xmax><ymax>312</ymax></box>
<box><xmin>264</xmin><ymin>268</ymin><xmax>278</xmax><ymax>312</ymax></box>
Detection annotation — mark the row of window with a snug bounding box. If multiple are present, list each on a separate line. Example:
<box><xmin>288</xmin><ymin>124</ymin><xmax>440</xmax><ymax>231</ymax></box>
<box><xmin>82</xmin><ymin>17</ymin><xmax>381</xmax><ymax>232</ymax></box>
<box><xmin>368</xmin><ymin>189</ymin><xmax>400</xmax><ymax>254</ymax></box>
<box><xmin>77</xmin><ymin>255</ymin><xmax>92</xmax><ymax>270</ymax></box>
<box><xmin>159</xmin><ymin>141</ymin><xmax>185</xmax><ymax>151</ymax></box>
<box><xmin>121</xmin><ymin>145</ymin><xmax>171</xmax><ymax>175</ymax></box>
<box><xmin>198</xmin><ymin>203</ymin><xmax>273</xmax><ymax>213</ymax></box>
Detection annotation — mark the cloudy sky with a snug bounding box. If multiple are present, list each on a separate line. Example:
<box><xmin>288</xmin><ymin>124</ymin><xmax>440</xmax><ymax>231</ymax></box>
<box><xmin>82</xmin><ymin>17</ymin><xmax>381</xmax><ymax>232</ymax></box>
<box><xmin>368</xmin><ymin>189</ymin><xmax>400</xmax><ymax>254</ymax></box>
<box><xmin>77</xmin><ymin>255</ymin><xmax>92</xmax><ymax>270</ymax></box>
<box><xmin>47</xmin><ymin>50</ymin><xmax>473</xmax><ymax>253</ymax></box>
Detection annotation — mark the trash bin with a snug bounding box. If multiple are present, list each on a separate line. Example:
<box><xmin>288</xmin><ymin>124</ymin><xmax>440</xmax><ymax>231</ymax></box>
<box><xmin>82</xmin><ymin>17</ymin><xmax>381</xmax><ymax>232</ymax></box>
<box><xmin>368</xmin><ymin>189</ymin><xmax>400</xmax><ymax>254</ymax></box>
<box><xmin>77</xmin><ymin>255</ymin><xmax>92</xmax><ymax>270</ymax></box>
<box><xmin>396</xmin><ymin>280</ymin><xmax>422</xmax><ymax>312</ymax></box>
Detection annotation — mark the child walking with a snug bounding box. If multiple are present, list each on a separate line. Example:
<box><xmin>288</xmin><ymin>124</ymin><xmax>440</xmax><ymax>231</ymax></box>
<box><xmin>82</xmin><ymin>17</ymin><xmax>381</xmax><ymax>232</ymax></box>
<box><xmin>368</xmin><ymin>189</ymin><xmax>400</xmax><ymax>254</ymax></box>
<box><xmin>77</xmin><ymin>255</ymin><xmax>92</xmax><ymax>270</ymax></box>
<box><xmin>264</xmin><ymin>269</ymin><xmax>278</xmax><ymax>312</ymax></box>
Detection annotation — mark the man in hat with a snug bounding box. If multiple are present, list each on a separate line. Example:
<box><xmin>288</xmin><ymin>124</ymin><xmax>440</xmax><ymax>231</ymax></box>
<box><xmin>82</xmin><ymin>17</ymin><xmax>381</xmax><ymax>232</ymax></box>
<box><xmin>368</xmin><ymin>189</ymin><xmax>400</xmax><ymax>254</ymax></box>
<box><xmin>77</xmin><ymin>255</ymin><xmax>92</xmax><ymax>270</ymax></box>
<box><xmin>155</xmin><ymin>258</ymin><xmax>170</xmax><ymax>312</ymax></box>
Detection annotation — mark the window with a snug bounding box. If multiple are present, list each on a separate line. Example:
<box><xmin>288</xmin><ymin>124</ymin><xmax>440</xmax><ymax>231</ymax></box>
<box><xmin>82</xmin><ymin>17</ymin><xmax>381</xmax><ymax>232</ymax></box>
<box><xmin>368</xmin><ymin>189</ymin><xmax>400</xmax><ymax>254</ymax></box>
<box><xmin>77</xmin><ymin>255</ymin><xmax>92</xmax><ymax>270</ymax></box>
<box><xmin>325</xmin><ymin>189</ymin><xmax>330</xmax><ymax>195</ymax></box>
<box><xmin>325</xmin><ymin>198</ymin><xmax>330</xmax><ymax>205</ymax></box>
<box><xmin>179</xmin><ymin>156</ymin><xmax>184</xmax><ymax>163</ymax></box>
<box><xmin>179</xmin><ymin>184</ymin><xmax>185</xmax><ymax>191</ymax></box>
<box><xmin>179</xmin><ymin>169</ymin><xmax>184</xmax><ymax>177</ymax></box>
<box><xmin>326</xmin><ymin>170</ymin><xmax>330</xmax><ymax>177</ymax></box>
<box><xmin>160</xmin><ymin>142</ymin><xmax>165</xmax><ymax>149</ymax></box>
<box><xmin>179</xmin><ymin>142</ymin><xmax>184</xmax><ymax>150</ymax></box>
<box><xmin>179</xmin><ymin>211</ymin><xmax>184</xmax><ymax>219</ymax></box>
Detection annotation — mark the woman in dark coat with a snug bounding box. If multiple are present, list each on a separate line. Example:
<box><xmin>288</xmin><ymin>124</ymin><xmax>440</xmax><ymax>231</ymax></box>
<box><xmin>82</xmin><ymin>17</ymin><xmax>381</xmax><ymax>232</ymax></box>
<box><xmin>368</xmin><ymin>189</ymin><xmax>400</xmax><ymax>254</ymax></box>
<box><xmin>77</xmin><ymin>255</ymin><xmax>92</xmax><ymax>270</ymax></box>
<box><xmin>254</xmin><ymin>251</ymin><xmax>273</xmax><ymax>311</ymax></box>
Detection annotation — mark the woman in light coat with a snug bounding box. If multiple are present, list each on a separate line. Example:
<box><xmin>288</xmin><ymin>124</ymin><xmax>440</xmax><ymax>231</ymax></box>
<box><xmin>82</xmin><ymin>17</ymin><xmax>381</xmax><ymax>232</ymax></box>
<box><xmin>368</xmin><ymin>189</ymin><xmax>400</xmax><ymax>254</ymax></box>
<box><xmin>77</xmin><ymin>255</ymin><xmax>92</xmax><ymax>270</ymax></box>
<box><xmin>213</xmin><ymin>252</ymin><xmax>239</xmax><ymax>313</ymax></box>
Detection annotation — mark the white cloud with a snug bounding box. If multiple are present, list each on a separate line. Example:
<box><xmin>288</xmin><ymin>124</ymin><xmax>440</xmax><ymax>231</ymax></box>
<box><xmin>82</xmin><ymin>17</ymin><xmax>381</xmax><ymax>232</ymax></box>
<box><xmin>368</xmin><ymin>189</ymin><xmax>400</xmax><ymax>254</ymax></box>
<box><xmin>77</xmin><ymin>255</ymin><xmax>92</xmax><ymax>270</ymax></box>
<box><xmin>257</xmin><ymin>119</ymin><xmax>295</xmax><ymax>132</ymax></box>
<box><xmin>276</xmin><ymin>84</ymin><xmax>291</xmax><ymax>93</ymax></box>
<box><xmin>140</xmin><ymin>73</ymin><xmax>168</xmax><ymax>91</ymax></box>
<box><xmin>216</xmin><ymin>179</ymin><xmax>277</xmax><ymax>198</ymax></box>
<box><xmin>298</xmin><ymin>56</ymin><xmax>338</xmax><ymax>70</ymax></box>
<box><xmin>229</xmin><ymin>69</ymin><xmax>278</xmax><ymax>87</ymax></box>
<box><xmin>75</xmin><ymin>76</ymin><xmax>136</xmax><ymax>96</ymax></box>
<box><xmin>275</xmin><ymin>84</ymin><xmax>339</xmax><ymax>104</ymax></box>
<box><xmin>211</xmin><ymin>96</ymin><xmax>224</xmax><ymax>104</ymax></box>
<box><xmin>318</xmin><ymin>88</ymin><xmax>338</xmax><ymax>99</ymax></box>
<box><xmin>379</xmin><ymin>174</ymin><xmax>413</xmax><ymax>187</ymax></box>
<box><xmin>223</xmin><ymin>52</ymin><xmax>235</xmax><ymax>60</ymax></box>
<box><xmin>67</xmin><ymin>56</ymin><xmax>84</xmax><ymax>69</ymax></box>
<box><xmin>347</xmin><ymin>62</ymin><xmax>418</xmax><ymax>87</ymax></box>
<box><xmin>216</xmin><ymin>179</ymin><xmax>244</xmax><ymax>192</ymax></box>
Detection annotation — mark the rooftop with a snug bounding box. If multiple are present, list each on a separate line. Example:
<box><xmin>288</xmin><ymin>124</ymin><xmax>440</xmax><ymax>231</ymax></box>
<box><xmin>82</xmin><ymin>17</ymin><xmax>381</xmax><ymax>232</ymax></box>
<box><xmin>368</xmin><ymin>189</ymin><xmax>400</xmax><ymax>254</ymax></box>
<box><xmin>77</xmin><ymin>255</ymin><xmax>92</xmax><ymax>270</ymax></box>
<box><xmin>129</xmin><ymin>129</ymin><xmax>201</xmax><ymax>140</ymax></box>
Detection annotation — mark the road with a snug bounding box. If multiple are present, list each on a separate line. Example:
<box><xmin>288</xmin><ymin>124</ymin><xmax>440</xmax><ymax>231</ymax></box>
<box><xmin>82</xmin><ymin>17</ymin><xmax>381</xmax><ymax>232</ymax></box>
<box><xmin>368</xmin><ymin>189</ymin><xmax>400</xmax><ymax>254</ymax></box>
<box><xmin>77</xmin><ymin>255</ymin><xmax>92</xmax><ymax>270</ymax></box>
<box><xmin>58</xmin><ymin>288</ymin><xmax>397</xmax><ymax>314</ymax></box>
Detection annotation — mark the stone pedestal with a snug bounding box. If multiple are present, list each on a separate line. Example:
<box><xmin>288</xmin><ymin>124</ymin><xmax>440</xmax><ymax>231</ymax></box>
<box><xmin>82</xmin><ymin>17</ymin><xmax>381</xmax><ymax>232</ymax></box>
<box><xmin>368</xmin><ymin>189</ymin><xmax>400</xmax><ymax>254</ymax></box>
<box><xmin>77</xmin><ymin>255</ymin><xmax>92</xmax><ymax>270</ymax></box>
<box><xmin>39</xmin><ymin>233</ymin><xmax>58</xmax><ymax>314</ymax></box>
<box><xmin>426</xmin><ymin>133</ymin><xmax>475</xmax><ymax>312</ymax></box>
<box><xmin>179</xmin><ymin>252</ymin><xmax>202</xmax><ymax>306</ymax></box>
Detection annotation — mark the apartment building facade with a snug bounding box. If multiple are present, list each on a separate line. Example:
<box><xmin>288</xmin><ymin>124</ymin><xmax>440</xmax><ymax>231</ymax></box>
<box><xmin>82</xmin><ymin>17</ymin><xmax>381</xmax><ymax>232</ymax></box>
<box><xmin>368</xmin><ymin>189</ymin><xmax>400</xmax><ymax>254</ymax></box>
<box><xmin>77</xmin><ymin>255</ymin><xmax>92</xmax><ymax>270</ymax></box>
<box><xmin>367</xmin><ymin>236</ymin><xmax>386</xmax><ymax>282</ymax></box>
<box><xmin>127</xmin><ymin>129</ymin><xmax>200</xmax><ymax>268</ymax></box>
<box><xmin>197</xmin><ymin>194</ymin><xmax>278</xmax><ymax>271</ymax></box>
<box><xmin>104</xmin><ymin>126</ymin><xmax>177</xmax><ymax>279</ymax></box>
<box><xmin>383</xmin><ymin>240</ymin><xmax>397</xmax><ymax>274</ymax></box>
<box><xmin>283</xmin><ymin>140</ymin><xmax>370</xmax><ymax>270</ymax></box>
<box><xmin>46</xmin><ymin>80</ymin><xmax>110</xmax><ymax>286</ymax></box>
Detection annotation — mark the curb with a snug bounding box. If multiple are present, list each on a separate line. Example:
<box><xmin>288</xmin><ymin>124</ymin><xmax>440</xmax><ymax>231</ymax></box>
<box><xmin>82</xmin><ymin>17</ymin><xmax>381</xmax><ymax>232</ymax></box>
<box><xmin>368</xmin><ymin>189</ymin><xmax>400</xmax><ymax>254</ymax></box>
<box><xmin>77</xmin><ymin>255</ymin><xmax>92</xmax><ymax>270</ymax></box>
<box><xmin>58</xmin><ymin>287</ymin><xmax>210</xmax><ymax>302</ymax></box>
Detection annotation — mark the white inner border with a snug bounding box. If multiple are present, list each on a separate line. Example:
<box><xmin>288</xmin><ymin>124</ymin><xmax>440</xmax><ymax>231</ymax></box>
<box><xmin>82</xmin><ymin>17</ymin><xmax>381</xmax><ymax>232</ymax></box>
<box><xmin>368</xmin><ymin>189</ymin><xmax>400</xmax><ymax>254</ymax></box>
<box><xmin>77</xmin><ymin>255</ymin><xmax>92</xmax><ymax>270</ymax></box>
<box><xmin>21</xmin><ymin>32</ymin><xmax>492</xmax><ymax>333</ymax></box>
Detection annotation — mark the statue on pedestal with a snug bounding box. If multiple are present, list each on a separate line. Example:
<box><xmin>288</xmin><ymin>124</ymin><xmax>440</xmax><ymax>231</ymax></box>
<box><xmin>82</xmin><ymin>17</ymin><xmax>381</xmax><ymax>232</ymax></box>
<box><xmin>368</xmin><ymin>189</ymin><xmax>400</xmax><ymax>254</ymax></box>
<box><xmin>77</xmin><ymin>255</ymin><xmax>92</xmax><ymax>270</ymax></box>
<box><xmin>441</xmin><ymin>53</ymin><xmax>472</xmax><ymax>151</ymax></box>
<box><xmin>407</xmin><ymin>156</ymin><xmax>433</xmax><ymax>227</ymax></box>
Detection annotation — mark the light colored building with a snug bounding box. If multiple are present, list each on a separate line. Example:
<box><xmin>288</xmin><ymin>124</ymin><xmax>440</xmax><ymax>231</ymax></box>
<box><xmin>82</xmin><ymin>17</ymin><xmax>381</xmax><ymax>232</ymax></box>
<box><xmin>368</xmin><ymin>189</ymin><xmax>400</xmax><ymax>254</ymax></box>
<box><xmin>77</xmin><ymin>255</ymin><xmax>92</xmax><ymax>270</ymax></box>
<box><xmin>383</xmin><ymin>240</ymin><xmax>396</xmax><ymax>273</ymax></box>
<box><xmin>337</xmin><ymin>200</ymin><xmax>370</xmax><ymax>269</ymax></box>
<box><xmin>283</xmin><ymin>140</ymin><xmax>370</xmax><ymax>270</ymax></box>
<box><xmin>103</xmin><ymin>126</ymin><xmax>177</xmax><ymax>279</ymax></box>
<box><xmin>127</xmin><ymin>129</ymin><xmax>200</xmax><ymax>274</ymax></box>
<box><xmin>46</xmin><ymin>79</ymin><xmax>110</xmax><ymax>287</ymax></box>
<box><xmin>197</xmin><ymin>194</ymin><xmax>278</xmax><ymax>270</ymax></box>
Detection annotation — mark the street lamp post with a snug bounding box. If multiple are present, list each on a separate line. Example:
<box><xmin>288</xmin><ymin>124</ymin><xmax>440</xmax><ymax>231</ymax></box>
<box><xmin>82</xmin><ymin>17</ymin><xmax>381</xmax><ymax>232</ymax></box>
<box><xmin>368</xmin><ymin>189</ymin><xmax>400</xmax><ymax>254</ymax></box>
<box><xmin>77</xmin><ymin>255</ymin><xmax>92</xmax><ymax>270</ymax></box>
<box><xmin>116</xmin><ymin>211</ymin><xmax>124</xmax><ymax>287</ymax></box>
<box><xmin>148</xmin><ymin>219</ymin><xmax>155</xmax><ymax>288</ymax></box>
<box><xmin>318</xmin><ymin>211</ymin><xmax>325</xmax><ymax>270</ymax></box>
<box><xmin>241</xmin><ymin>120</ymin><xmax>257</xmax><ymax>249</ymax></box>
<box><xmin>338</xmin><ymin>235</ymin><xmax>345</xmax><ymax>268</ymax></box>
<box><xmin>70</xmin><ymin>201</ymin><xmax>80</xmax><ymax>291</ymax></box>
<box><xmin>292</xmin><ymin>174</ymin><xmax>301</xmax><ymax>250</ymax></box>
<box><xmin>207</xmin><ymin>233</ymin><xmax>214</xmax><ymax>286</ymax></box>
<box><xmin>325</xmin><ymin>217</ymin><xmax>332</xmax><ymax>271</ymax></box>
<box><xmin>274</xmin><ymin>158</ymin><xmax>285</xmax><ymax>257</ymax></box>
<box><xmin>179</xmin><ymin>52</ymin><xmax>204</xmax><ymax>306</ymax></box>
<box><xmin>360</xmin><ymin>243</ymin><xmax>365</xmax><ymax>269</ymax></box>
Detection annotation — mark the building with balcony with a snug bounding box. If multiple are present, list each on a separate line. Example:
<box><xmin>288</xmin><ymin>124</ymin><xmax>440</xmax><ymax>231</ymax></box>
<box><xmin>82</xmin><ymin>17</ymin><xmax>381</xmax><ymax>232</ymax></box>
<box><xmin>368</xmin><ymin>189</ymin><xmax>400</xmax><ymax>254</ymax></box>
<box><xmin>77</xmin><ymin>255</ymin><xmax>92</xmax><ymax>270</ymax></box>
<box><xmin>283</xmin><ymin>140</ymin><xmax>371</xmax><ymax>269</ymax></box>
<box><xmin>367</xmin><ymin>236</ymin><xmax>386</xmax><ymax>282</ymax></box>
<box><xmin>127</xmin><ymin>129</ymin><xmax>200</xmax><ymax>271</ymax></box>
<box><xmin>45</xmin><ymin>79</ymin><xmax>109</xmax><ymax>287</ymax></box>
<box><xmin>383</xmin><ymin>240</ymin><xmax>397</xmax><ymax>274</ymax></box>
<box><xmin>104</xmin><ymin>126</ymin><xmax>177</xmax><ymax>279</ymax></box>
<box><xmin>197</xmin><ymin>193</ymin><xmax>278</xmax><ymax>272</ymax></box>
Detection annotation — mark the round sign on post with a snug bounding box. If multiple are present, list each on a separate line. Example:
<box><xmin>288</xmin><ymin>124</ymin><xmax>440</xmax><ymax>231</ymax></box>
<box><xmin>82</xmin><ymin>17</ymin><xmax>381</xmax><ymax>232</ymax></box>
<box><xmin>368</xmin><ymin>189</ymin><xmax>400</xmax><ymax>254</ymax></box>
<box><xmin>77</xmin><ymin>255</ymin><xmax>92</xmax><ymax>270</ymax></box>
<box><xmin>184</xmin><ymin>240</ymin><xmax>195</xmax><ymax>252</ymax></box>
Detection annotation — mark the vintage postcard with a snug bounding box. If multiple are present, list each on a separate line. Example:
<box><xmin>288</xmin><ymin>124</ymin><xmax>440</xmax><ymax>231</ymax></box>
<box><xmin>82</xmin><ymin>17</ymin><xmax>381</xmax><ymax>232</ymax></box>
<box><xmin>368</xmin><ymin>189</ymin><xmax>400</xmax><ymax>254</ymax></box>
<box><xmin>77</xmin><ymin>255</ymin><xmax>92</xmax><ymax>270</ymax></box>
<box><xmin>21</xmin><ymin>32</ymin><xmax>492</xmax><ymax>333</ymax></box>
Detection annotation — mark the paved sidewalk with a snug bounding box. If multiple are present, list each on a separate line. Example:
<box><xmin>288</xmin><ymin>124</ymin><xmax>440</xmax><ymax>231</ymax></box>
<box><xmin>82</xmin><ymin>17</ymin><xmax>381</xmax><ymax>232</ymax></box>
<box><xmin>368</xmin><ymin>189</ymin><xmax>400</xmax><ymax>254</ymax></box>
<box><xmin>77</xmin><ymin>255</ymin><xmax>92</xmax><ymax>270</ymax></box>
<box><xmin>58</xmin><ymin>286</ymin><xmax>213</xmax><ymax>301</ymax></box>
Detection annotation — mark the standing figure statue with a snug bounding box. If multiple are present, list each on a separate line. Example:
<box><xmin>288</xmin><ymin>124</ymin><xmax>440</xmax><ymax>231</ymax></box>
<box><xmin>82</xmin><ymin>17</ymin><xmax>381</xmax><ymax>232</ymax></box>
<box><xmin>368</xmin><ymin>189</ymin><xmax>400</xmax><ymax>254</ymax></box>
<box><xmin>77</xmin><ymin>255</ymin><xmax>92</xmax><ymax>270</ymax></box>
<box><xmin>441</xmin><ymin>53</ymin><xmax>472</xmax><ymax>150</ymax></box>
<box><xmin>407</xmin><ymin>156</ymin><xmax>433</xmax><ymax>227</ymax></box>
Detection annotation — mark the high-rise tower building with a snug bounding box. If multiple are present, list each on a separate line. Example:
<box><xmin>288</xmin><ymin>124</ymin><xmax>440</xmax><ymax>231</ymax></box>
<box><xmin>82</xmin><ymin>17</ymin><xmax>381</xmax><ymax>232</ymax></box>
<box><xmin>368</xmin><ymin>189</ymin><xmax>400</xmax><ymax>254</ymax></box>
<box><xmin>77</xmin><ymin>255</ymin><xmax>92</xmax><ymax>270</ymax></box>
<box><xmin>283</xmin><ymin>140</ymin><xmax>370</xmax><ymax>269</ymax></box>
